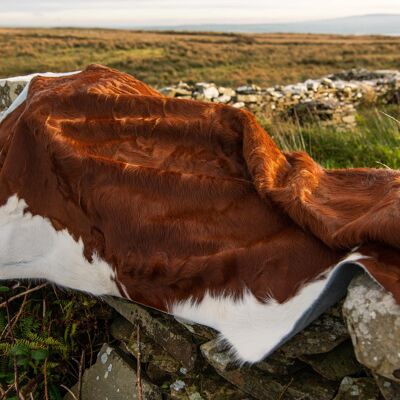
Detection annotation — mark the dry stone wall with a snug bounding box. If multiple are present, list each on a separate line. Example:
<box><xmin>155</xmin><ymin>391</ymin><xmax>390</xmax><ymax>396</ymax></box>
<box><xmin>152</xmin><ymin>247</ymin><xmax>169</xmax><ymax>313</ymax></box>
<box><xmin>160</xmin><ymin>69</ymin><xmax>400</xmax><ymax>129</ymax></box>
<box><xmin>64</xmin><ymin>287</ymin><xmax>400</xmax><ymax>400</ymax></box>
<box><xmin>0</xmin><ymin>79</ymin><xmax>25</xmax><ymax>118</ymax></box>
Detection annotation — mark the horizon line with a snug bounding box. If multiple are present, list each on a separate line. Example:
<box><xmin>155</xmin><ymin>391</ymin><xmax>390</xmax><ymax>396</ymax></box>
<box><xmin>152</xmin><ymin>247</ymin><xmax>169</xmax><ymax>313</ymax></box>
<box><xmin>0</xmin><ymin>12</ymin><xmax>399</xmax><ymax>30</ymax></box>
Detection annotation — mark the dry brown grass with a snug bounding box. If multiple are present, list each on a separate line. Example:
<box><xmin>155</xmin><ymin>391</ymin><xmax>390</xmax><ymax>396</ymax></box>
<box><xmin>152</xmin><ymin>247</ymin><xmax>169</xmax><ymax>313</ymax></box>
<box><xmin>1</xmin><ymin>28</ymin><xmax>400</xmax><ymax>87</ymax></box>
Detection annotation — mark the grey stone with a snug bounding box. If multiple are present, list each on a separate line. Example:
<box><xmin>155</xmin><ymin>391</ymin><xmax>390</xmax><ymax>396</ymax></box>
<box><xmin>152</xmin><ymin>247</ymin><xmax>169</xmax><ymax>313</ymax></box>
<box><xmin>232</xmin><ymin>101</ymin><xmax>245</xmax><ymax>108</ymax></box>
<box><xmin>111</xmin><ymin>314</ymin><xmax>181</xmax><ymax>374</ymax></box>
<box><xmin>333</xmin><ymin>377</ymin><xmax>380</xmax><ymax>400</ymax></box>
<box><xmin>281</xmin><ymin>302</ymin><xmax>349</xmax><ymax>358</ymax></box>
<box><xmin>299</xmin><ymin>341</ymin><xmax>363</xmax><ymax>381</ymax></box>
<box><xmin>0</xmin><ymin>80</ymin><xmax>26</xmax><ymax>111</ymax></box>
<box><xmin>255</xmin><ymin>351</ymin><xmax>303</xmax><ymax>376</ymax></box>
<box><xmin>195</xmin><ymin>83</ymin><xmax>219</xmax><ymax>99</ymax></box>
<box><xmin>213</xmin><ymin>94</ymin><xmax>232</xmax><ymax>103</ymax></box>
<box><xmin>236</xmin><ymin>94</ymin><xmax>263</xmax><ymax>103</ymax></box>
<box><xmin>203</xmin><ymin>87</ymin><xmax>219</xmax><ymax>99</ymax></box>
<box><xmin>127</xmin><ymin>327</ymin><xmax>181</xmax><ymax>374</ymax></box>
<box><xmin>288</xmin><ymin>370</ymin><xmax>338</xmax><ymax>400</ymax></box>
<box><xmin>170</xmin><ymin>379</ymin><xmax>186</xmax><ymax>392</ymax></box>
<box><xmin>65</xmin><ymin>344</ymin><xmax>162</xmax><ymax>400</ymax></box>
<box><xmin>374</xmin><ymin>374</ymin><xmax>400</xmax><ymax>400</ymax></box>
<box><xmin>192</xmin><ymin>92</ymin><xmax>206</xmax><ymax>101</ymax></box>
<box><xmin>110</xmin><ymin>315</ymin><xmax>135</xmax><ymax>342</ymax></box>
<box><xmin>270</xmin><ymin>91</ymin><xmax>284</xmax><ymax>99</ymax></box>
<box><xmin>201</xmin><ymin>339</ymin><xmax>336</xmax><ymax>400</ymax></box>
<box><xmin>321</xmin><ymin>78</ymin><xmax>335</xmax><ymax>88</ymax></box>
<box><xmin>174</xmin><ymin>88</ymin><xmax>194</xmax><ymax>97</ymax></box>
<box><xmin>176</xmin><ymin>81</ymin><xmax>192</xmax><ymax>90</ymax></box>
<box><xmin>175</xmin><ymin>317</ymin><xmax>217</xmax><ymax>342</ymax></box>
<box><xmin>159</xmin><ymin>86</ymin><xmax>177</xmax><ymax>96</ymax></box>
<box><xmin>343</xmin><ymin>274</ymin><xmax>400</xmax><ymax>382</ymax></box>
<box><xmin>306</xmin><ymin>80</ymin><xmax>320</xmax><ymax>92</ymax></box>
<box><xmin>105</xmin><ymin>297</ymin><xmax>197</xmax><ymax>370</ymax></box>
<box><xmin>236</xmin><ymin>84</ymin><xmax>261</xmax><ymax>94</ymax></box>
<box><xmin>342</xmin><ymin>115</ymin><xmax>356</xmax><ymax>124</ymax></box>
<box><xmin>218</xmin><ymin>86</ymin><xmax>236</xmax><ymax>97</ymax></box>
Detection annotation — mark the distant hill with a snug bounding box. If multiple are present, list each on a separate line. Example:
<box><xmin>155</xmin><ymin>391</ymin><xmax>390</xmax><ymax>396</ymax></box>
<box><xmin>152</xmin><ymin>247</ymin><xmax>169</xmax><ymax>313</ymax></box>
<box><xmin>147</xmin><ymin>14</ymin><xmax>400</xmax><ymax>35</ymax></box>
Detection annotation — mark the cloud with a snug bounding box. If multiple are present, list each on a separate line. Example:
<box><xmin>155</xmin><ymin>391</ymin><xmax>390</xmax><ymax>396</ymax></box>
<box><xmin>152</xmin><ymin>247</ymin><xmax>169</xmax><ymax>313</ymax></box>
<box><xmin>0</xmin><ymin>0</ymin><xmax>398</xmax><ymax>27</ymax></box>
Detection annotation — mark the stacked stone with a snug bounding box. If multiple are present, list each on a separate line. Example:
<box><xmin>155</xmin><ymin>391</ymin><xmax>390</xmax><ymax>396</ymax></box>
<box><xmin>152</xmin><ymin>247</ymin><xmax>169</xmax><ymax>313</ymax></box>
<box><xmin>287</xmin><ymin>100</ymin><xmax>357</xmax><ymax>128</ymax></box>
<box><xmin>160</xmin><ymin>80</ymin><xmax>359</xmax><ymax>129</ymax></box>
<box><xmin>64</xmin><ymin>282</ymin><xmax>400</xmax><ymax>400</ymax></box>
<box><xmin>328</xmin><ymin>69</ymin><xmax>400</xmax><ymax>106</ymax></box>
<box><xmin>0</xmin><ymin>79</ymin><xmax>25</xmax><ymax>119</ymax></box>
<box><xmin>160</xmin><ymin>69</ymin><xmax>400</xmax><ymax>130</ymax></box>
<box><xmin>2</xmin><ymin>69</ymin><xmax>400</xmax><ymax>129</ymax></box>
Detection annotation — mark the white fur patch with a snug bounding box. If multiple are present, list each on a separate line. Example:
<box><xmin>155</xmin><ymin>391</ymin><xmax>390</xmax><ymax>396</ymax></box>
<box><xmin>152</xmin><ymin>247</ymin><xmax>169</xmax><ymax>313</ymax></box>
<box><xmin>0</xmin><ymin>195</ymin><xmax>376</xmax><ymax>363</ymax></box>
<box><xmin>0</xmin><ymin>195</ymin><xmax>121</xmax><ymax>297</ymax></box>
<box><xmin>171</xmin><ymin>252</ymin><xmax>368</xmax><ymax>363</ymax></box>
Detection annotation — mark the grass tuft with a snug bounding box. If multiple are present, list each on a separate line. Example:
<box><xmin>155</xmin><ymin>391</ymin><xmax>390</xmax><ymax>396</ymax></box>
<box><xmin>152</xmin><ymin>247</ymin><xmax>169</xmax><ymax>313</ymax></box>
<box><xmin>263</xmin><ymin>105</ymin><xmax>400</xmax><ymax>169</ymax></box>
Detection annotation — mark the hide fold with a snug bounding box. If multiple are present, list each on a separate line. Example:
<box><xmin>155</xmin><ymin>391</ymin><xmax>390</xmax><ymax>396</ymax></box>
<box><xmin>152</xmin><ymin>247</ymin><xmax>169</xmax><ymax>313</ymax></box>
<box><xmin>0</xmin><ymin>64</ymin><xmax>399</xmax><ymax>362</ymax></box>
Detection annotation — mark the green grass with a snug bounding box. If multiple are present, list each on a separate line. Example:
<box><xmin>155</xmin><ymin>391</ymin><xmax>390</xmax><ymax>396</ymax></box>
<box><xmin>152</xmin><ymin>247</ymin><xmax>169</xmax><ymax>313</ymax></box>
<box><xmin>264</xmin><ymin>105</ymin><xmax>400</xmax><ymax>169</ymax></box>
<box><xmin>0</xmin><ymin>284</ymin><xmax>112</xmax><ymax>399</ymax></box>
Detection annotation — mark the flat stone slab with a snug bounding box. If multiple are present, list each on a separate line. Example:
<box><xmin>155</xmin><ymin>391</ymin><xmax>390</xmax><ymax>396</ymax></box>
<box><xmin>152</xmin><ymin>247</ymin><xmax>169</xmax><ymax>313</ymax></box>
<box><xmin>111</xmin><ymin>315</ymin><xmax>181</xmax><ymax>374</ymax></box>
<box><xmin>65</xmin><ymin>344</ymin><xmax>162</xmax><ymax>400</ymax></box>
<box><xmin>105</xmin><ymin>297</ymin><xmax>197</xmax><ymax>370</ymax></box>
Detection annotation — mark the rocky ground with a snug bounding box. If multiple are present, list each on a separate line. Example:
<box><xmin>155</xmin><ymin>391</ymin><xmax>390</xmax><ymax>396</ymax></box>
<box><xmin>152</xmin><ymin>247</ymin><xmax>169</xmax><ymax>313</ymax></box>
<box><xmin>62</xmin><ymin>273</ymin><xmax>400</xmax><ymax>400</ymax></box>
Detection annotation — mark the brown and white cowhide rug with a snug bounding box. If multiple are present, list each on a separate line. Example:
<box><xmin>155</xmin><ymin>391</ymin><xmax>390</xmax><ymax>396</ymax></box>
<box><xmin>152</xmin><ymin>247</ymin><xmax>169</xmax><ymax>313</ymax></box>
<box><xmin>0</xmin><ymin>64</ymin><xmax>399</xmax><ymax>363</ymax></box>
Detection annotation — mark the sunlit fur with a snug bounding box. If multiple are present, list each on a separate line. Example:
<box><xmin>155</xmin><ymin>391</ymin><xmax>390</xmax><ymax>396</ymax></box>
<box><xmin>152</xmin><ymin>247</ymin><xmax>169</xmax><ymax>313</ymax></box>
<box><xmin>0</xmin><ymin>71</ymin><xmax>80</xmax><ymax>123</ymax></box>
<box><xmin>0</xmin><ymin>65</ymin><xmax>400</xmax><ymax>363</ymax></box>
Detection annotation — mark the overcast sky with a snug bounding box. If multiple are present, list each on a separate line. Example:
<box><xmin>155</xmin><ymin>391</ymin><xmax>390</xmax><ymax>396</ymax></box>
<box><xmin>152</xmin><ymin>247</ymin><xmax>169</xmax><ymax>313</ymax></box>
<box><xmin>0</xmin><ymin>0</ymin><xmax>399</xmax><ymax>27</ymax></box>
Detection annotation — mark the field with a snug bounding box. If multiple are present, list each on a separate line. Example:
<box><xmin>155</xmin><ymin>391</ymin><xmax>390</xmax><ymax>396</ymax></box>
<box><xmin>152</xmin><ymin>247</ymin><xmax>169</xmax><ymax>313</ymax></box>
<box><xmin>1</xmin><ymin>28</ymin><xmax>400</xmax><ymax>87</ymax></box>
<box><xmin>0</xmin><ymin>28</ymin><xmax>399</xmax><ymax>399</ymax></box>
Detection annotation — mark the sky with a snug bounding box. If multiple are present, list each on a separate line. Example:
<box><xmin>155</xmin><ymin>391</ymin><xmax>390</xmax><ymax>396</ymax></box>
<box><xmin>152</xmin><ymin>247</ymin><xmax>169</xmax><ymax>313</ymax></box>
<box><xmin>0</xmin><ymin>0</ymin><xmax>399</xmax><ymax>28</ymax></box>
